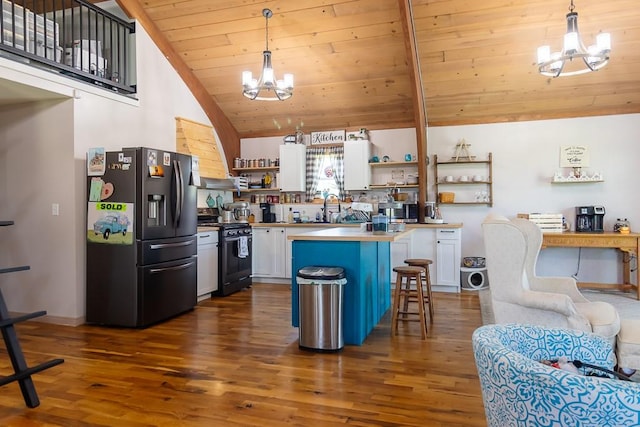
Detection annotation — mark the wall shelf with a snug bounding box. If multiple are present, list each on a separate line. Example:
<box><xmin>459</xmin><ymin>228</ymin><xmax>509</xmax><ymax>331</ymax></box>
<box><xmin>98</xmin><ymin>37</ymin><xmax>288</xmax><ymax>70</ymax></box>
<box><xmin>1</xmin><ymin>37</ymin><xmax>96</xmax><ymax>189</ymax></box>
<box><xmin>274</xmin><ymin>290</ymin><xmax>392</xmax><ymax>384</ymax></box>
<box><xmin>232</xmin><ymin>166</ymin><xmax>279</xmax><ymax>173</ymax></box>
<box><xmin>370</xmin><ymin>161</ymin><xmax>418</xmax><ymax>167</ymax></box>
<box><xmin>551</xmin><ymin>178</ymin><xmax>604</xmax><ymax>184</ymax></box>
<box><xmin>438</xmin><ymin>202</ymin><xmax>492</xmax><ymax>206</ymax></box>
<box><xmin>437</xmin><ymin>181</ymin><xmax>492</xmax><ymax>185</ymax></box>
<box><xmin>369</xmin><ymin>184</ymin><xmax>419</xmax><ymax>189</ymax></box>
<box><xmin>241</xmin><ymin>188</ymin><xmax>279</xmax><ymax>192</ymax></box>
<box><xmin>434</xmin><ymin>153</ymin><xmax>493</xmax><ymax>207</ymax></box>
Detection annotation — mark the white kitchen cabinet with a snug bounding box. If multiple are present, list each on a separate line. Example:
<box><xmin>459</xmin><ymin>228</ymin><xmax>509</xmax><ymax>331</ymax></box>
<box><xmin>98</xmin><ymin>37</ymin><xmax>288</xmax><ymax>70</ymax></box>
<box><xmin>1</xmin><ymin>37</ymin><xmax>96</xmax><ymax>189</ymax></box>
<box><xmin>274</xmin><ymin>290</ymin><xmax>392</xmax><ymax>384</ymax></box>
<box><xmin>391</xmin><ymin>228</ymin><xmax>436</xmax><ymax>283</ymax></box>
<box><xmin>197</xmin><ymin>231</ymin><xmax>219</xmax><ymax>298</ymax></box>
<box><xmin>391</xmin><ymin>233</ymin><xmax>412</xmax><ymax>282</ymax></box>
<box><xmin>343</xmin><ymin>140</ymin><xmax>371</xmax><ymax>190</ymax></box>
<box><xmin>252</xmin><ymin>227</ymin><xmax>287</xmax><ymax>277</ymax></box>
<box><xmin>435</xmin><ymin>228</ymin><xmax>462</xmax><ymax>292</ymax></box>
<box><xmin>279</xmin><ymin>144</ymin><xmax>306</xmax><ymax>192</ymax></box>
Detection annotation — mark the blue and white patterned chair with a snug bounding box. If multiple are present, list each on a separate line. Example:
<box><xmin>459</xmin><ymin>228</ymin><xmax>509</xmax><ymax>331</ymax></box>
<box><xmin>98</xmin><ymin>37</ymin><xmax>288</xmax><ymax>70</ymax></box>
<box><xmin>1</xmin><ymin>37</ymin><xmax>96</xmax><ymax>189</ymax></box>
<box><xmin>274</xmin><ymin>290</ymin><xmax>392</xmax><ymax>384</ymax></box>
<box><xmin>473</xmin><ymin>324</ymin><xmax>640</xmax><ymax>427</ymax></box>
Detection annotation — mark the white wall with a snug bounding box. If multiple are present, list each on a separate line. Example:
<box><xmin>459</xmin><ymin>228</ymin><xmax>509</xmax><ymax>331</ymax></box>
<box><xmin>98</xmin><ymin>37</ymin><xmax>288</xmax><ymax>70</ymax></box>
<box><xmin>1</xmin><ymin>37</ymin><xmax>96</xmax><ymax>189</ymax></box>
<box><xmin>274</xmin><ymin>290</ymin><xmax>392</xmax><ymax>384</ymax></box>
<box><xmin>242</xmin><ymin>114</ymin><xmax>640</xmax><ymax>285</ymax></box>
<box><xmin>0</xmin><ymin>22</ymin><xmax>224</xmax><ymax>323</ymax></box>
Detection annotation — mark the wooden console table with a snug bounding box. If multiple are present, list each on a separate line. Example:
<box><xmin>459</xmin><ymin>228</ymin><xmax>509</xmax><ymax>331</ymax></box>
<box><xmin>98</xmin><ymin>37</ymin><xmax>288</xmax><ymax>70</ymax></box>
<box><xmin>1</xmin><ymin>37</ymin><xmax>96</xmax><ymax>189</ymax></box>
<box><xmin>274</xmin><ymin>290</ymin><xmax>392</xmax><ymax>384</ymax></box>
<box><xmin>542</xmin><ymin>231</ymin><xmax>640</xmax><ymax>299</ymax></box>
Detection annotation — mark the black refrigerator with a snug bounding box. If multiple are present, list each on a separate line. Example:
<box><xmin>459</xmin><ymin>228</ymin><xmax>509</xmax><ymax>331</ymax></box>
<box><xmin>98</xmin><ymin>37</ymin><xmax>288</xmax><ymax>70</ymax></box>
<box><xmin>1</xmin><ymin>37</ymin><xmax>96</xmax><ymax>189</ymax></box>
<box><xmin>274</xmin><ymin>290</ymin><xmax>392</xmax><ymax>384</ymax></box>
<box><xmin>86</xmin><ymin>147</ymin><xmax>198</xmax><ymax>327</ymax></box>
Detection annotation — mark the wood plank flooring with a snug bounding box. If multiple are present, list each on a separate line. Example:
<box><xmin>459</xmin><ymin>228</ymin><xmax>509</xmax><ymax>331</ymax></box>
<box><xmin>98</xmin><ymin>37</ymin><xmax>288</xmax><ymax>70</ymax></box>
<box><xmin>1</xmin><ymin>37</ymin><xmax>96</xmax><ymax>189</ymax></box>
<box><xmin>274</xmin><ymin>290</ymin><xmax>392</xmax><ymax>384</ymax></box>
<box><xmin>0</xmin><ymin>284</ymin><xmax>486</xmax><ymax>426</ymax></box>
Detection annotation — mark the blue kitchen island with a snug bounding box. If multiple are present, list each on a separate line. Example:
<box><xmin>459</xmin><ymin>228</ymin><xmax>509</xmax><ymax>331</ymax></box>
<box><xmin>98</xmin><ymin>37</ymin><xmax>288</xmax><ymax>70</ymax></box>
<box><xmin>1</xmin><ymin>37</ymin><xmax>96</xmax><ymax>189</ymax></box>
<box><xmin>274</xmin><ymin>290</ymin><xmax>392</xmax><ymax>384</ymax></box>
<box><xmin>288</xmin><ymin>227</ymin><xmax>413</xmax><ymax>345</ymax></box>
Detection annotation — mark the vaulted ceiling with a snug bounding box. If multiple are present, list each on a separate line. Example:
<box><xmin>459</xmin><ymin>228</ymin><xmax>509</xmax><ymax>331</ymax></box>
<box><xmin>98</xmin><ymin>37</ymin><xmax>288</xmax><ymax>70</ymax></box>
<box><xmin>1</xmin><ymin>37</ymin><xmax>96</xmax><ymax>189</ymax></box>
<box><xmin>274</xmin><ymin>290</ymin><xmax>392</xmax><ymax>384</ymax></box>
<box><xmin>120</xmin><ymin>0</ymin><xmax>640</xmax><ymax>145</ymax></box>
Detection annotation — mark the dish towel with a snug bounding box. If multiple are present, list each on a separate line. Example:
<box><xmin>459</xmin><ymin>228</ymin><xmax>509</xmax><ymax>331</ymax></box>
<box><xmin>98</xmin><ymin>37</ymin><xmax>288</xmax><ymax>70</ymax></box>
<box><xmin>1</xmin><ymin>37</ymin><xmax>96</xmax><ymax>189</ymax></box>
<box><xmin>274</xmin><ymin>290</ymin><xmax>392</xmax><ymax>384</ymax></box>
<box><xmin>238</xmin><ymin>236</ymin><xmax>249</xmax><ymax>258</ymax></box>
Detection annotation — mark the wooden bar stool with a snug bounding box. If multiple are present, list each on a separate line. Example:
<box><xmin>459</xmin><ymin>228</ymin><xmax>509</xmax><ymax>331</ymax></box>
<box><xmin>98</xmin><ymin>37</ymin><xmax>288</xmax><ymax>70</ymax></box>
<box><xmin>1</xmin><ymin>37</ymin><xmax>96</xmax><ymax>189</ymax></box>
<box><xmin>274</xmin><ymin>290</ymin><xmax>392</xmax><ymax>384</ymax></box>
<box><xmin>391</xmin><ymin>266</ymin><xmax>428</xmax><ymax>339</ymax></box>
<box><xmin>404</xmin><ymin>258</ymin><xmax>434</xmax><ymax>322</ymax></box>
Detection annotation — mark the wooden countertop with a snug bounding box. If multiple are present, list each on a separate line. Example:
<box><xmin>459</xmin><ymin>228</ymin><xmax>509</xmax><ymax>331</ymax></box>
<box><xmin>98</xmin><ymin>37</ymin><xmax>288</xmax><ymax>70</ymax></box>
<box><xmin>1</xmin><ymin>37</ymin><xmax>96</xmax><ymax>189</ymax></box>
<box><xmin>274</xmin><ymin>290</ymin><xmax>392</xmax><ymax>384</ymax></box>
<box><xmin>287</xmin><ymin>227</ymin><xmax>414</xmax><ymax>242</ymax></box>
<box><xmin>252</xmin><ymin>222</ymin><xmax>463</xmax><ymax>229</ymax></box>
<box><xmin>197</xmin><ymin>226</ymin><xmax>220</xmax><ymax>233</ymax></box>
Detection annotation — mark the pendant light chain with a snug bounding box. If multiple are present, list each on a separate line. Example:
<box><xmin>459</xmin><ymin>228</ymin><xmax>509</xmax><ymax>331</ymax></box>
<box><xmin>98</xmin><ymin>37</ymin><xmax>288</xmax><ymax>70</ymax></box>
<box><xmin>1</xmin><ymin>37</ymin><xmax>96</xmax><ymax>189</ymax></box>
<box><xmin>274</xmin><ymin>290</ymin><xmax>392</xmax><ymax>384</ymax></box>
<box><xmin>264</xmin><ymin>8</ymin><xmax>270</xmax><ymax>52</ymax></box>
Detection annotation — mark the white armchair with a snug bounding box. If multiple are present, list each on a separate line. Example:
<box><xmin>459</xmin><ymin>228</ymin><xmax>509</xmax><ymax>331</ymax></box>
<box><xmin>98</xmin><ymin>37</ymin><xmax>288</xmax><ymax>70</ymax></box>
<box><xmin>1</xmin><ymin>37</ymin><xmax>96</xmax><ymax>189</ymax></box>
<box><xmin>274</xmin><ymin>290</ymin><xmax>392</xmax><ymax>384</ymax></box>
<box><xmin>482</xmin><ymin>214</ymin><xmax>620</xmax><ymax>345</ymax></box>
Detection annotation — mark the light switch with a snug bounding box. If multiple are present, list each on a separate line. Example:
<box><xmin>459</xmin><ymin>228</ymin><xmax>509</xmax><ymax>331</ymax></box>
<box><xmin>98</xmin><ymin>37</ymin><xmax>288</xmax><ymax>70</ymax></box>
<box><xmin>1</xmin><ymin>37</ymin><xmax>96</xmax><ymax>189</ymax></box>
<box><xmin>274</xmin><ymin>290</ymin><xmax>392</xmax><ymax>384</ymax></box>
<box><xmin>52</xmin><ymin>203</ymin><xmax>59</xmax><ymax>216</ymax></box>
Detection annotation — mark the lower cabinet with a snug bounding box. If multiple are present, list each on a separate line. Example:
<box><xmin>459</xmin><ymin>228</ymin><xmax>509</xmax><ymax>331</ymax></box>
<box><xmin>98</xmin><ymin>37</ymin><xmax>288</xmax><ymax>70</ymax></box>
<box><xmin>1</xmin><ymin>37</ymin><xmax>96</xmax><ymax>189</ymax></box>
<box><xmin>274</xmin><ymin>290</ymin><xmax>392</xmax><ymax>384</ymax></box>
<box><xmin>252</xmin><ymin>227</ymin><xmax>287</xmax><ymax>278</ymax></box>
<box><xmin>434</xmin><ymin>228</ymin><xmax>462</xmax><ymax>292</ymax></box>
<box><xmin>390</xmin><ymin>227</ymin><xmax>461</xmax><ymax>293</ymax></box>
<box><xmin>197</xmin><ymin>231</ymin><xmax>219</xmax><ymax>297</ymax></box>
<box><xmin>252</xmin><ymin>225</ymin><xmax>461</xmax><ymax>292</ymax></box>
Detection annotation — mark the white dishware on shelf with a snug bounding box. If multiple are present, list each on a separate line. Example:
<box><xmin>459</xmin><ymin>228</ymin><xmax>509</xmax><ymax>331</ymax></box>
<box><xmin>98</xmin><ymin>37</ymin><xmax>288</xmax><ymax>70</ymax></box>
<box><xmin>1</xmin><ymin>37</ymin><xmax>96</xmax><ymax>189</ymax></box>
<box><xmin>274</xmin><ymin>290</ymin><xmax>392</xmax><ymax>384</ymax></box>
<box><xmin>459</xmin><ymin>175</ymin><xmax>469</xmax><ymax>182</ymax></box>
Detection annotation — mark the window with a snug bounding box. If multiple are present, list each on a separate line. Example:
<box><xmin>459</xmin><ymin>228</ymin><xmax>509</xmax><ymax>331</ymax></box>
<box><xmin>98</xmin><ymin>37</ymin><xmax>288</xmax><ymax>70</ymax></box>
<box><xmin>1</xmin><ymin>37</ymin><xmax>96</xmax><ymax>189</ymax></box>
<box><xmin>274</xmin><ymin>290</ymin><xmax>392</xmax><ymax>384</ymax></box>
<box><xmin>316</xmin><ymin>154</ymin><xmax>340</xmax><ymax>199</ymax></box>
<box><xmin>305</xmin><ymin>147</ymin><xmax>344</xmax><ymax>201</ymax></box>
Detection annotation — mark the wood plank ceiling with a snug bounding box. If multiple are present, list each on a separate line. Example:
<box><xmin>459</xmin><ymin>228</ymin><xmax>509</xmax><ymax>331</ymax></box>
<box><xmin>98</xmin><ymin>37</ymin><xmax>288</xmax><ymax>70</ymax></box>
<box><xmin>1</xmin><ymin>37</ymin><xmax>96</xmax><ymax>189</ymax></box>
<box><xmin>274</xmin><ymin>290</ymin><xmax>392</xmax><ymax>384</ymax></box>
<box><xmin>125</xmin><ymin>0</ymin><xmax>640</xmax><ymax>140</ymax></box>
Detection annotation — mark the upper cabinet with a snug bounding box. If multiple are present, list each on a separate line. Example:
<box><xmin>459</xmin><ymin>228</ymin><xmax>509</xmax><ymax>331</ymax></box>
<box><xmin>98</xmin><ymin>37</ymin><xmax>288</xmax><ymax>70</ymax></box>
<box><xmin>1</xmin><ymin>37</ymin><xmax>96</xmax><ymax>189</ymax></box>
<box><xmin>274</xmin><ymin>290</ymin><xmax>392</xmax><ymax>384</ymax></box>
<box><xmin>279</xmin><ymin>144</ymin><xmax>306</xmax><ymax>192</ymax></box>
<box><xmin>343</xmin><ymin>140</ymin><xmax>371</xmax><ymax>190</ymax></box>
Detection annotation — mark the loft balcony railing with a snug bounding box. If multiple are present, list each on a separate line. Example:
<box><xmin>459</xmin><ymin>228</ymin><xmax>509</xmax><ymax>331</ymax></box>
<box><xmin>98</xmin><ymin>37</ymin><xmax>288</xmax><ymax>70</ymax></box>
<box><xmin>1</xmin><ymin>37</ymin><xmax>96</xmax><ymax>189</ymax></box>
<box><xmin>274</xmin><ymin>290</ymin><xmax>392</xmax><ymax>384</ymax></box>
<box><xmin>0</xmin><ymin>0</ymin><xmax>136</xmax><ymax>95</ymax></box>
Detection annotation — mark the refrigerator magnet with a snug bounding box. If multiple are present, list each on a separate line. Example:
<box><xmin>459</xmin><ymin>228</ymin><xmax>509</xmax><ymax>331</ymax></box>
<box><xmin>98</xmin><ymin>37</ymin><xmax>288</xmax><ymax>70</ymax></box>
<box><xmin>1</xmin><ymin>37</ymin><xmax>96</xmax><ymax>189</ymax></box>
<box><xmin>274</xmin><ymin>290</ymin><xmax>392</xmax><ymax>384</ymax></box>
<box><xmin>100</xmin><ymin>182</ymin><xmax>114</xmax><ymax>200</ymax></box>
<box><xmin>147</xmin><ymin>150</ymin><xmax>158</xmax><ymax>166</ymax></box>
<box><xmin>89</xmin><ymin>177</ymin><xmax>103</xmax><ymax>202</ymax></box>
<box><xmin>163</xmin><ymin>152</ymin><xmax>171</xmax><ymax>166</ymax></box>
<box><xmin>87</xmin><ymin>148</ymin><xmax>105</xmax><ymax>176</ymax></box>
<box><xmin>149</xmin><ymin>165</ymin><xmax>164</xmax><ymax>177</ymax></box>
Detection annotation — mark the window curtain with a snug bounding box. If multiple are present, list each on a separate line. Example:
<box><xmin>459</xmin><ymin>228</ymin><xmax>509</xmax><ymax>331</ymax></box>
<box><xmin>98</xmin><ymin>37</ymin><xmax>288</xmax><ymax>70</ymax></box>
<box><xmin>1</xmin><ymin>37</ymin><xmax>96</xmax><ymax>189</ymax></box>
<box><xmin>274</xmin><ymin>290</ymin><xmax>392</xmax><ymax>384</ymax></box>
<box><xmin>327</xmin><ymin>147</ymin><xmax>345</xmax><ymax>199</ymax></box>
<box><xmin>305</xmin><ymin>146</ymin><xmax>345</xmax><ymax>201</ymax></box>
<box><xmin>305</xmin><ymin>147</ymin><xmax>325</xmax><ymax>201</ymax></box>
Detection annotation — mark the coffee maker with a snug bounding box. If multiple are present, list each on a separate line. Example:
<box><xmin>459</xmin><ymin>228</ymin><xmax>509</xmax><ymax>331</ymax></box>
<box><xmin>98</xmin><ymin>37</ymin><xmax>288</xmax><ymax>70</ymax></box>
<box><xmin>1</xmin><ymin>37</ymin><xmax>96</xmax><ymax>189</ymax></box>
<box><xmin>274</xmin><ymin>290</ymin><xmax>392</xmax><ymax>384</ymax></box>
<box><xmin>576</xmin><ymin>206</ymin><xmax>605</xmax><ymax>232</ymax></box>
<box><xmin>260</xmin><ymin>203</ymin><xmax>276</xmax><ymax>223</ymax></box>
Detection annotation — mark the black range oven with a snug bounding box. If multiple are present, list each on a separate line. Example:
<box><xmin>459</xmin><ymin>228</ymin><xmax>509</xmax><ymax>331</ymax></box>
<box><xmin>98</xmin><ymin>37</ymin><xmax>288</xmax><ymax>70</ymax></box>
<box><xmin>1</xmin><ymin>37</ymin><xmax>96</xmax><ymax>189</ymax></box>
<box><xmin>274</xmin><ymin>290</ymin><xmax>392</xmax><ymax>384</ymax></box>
<box><xmin>217</xmin><ymin>224</ymin><xmax>252</xmax><ymax>296</ymax></box>
<box><xmin>198</xmin><ymin>209</ymin><xmax>252</xmax><ymax>297</ymax></box>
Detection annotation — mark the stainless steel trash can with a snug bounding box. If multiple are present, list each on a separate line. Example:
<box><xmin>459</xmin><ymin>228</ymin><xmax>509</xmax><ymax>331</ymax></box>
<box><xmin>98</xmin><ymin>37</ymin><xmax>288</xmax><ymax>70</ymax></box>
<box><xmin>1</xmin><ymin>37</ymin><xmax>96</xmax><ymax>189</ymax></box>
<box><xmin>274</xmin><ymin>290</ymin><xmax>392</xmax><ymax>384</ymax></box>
<box><xmin>297</xmin><ymin>266</ymin><xmax>347</xmax><ymax>351</ymax></box>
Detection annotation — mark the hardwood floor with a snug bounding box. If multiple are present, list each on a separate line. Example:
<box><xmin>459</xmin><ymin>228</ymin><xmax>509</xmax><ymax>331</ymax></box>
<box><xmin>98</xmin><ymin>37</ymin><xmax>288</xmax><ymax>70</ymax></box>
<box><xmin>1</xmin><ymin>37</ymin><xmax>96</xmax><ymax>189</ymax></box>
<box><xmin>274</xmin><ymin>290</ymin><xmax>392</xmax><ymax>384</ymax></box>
<box><xmin>0</xmin><ymin>284</ymin><xmax>486</xmax><ymax>426</ymax></box>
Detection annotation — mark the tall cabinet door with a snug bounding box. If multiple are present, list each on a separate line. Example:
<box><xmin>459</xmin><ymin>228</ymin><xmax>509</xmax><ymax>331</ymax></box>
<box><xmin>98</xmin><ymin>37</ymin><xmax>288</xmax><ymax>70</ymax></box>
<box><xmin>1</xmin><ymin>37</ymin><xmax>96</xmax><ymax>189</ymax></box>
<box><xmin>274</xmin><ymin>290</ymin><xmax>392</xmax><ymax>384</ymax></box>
<box><xmin>343</xmin><ymin>140</ymin><xmax>371</xmax><ymax>190</ymax></box>
<box><xmin>435</xmin><ymin>228</ymin><xmax>461</xmax><ymax>292</ymax></box>
<box><xmin>279</xmin><ymin>144</ymin><xmax>306</xmax><ymax>191</ymax></box>
<box><xmin>252</xmin><ymin>227</ymin><xmax>286</xmax><ymax>277</ymax></box>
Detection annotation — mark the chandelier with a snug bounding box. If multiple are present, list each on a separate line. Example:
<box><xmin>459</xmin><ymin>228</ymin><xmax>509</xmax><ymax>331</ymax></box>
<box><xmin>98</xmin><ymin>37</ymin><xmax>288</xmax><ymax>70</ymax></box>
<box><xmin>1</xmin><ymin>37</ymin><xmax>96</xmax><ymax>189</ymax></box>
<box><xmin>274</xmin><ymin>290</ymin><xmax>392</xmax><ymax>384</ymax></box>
<box><xmin>242</xmin><ymin>9</ymin><xmax>293</xmax><ymax>101</ymax></box>
<box><xmin>536</xmin><ymin>0</ymin><xmax>611</xmax><ymax>77</ymax></box>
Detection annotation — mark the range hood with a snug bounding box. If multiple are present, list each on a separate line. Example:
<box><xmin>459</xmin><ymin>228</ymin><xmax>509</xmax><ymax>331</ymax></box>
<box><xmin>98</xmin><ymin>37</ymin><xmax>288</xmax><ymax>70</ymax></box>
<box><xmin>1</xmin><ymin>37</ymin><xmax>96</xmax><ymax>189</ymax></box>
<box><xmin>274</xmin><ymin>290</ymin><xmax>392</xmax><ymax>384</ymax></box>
<box><xmin>197</xmin><ymin>177</ymin><xmax>236</xmax><ymax>190</ymax></box>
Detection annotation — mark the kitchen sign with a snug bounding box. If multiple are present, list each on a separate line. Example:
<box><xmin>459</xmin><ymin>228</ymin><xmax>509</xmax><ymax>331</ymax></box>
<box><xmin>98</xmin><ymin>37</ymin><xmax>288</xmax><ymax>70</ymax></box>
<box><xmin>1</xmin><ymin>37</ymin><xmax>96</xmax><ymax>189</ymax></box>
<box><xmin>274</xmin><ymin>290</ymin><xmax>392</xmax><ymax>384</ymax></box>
<box><xmin>310</xmin><ymin>130</ymin><xmax>345</xmax><ymax>145</ymax></box>
<box><xmin>560</xmin><ymin>145</ymin><xmax>590</xmax><ymax>167</ymax></box>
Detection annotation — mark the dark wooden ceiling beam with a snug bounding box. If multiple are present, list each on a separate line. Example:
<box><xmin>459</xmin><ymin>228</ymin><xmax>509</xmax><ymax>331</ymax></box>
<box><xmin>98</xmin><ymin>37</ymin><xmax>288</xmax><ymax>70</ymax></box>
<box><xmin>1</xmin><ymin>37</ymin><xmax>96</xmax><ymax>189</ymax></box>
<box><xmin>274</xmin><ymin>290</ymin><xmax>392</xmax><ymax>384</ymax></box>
<box><xmin>399</xmin><ymin>0</ymin><xmax>428</xmax><ymax>213</ymax></box>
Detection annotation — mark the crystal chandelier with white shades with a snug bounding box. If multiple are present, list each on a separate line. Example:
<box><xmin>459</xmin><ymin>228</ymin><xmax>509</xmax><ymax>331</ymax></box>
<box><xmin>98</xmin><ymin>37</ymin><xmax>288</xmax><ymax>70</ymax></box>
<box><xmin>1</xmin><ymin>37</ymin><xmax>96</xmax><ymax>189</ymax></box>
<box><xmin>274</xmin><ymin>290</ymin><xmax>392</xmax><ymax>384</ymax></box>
<box><xmin>242</xmin><ymin>9</ymin><xmax>293</xmax><ymax>101</ymax></box>
<box><xmin>536</xmin><ymin>0</ymin><xmax>611</xmax><ymax>77</ymax></box>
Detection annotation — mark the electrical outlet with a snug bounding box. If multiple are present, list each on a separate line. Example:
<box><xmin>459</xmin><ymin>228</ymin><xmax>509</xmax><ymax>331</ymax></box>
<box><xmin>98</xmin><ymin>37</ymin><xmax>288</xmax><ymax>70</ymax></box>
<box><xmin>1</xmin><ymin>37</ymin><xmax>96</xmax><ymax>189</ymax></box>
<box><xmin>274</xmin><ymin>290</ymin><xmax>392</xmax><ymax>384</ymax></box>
<box><xmin>52</xmin><ymin>203</ymin><xmax>59</xmax><ymax>216</ymax></box>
